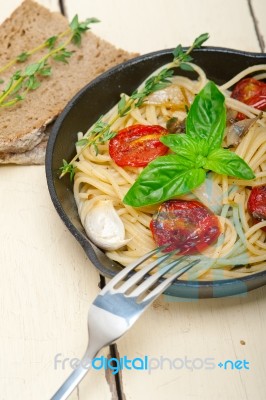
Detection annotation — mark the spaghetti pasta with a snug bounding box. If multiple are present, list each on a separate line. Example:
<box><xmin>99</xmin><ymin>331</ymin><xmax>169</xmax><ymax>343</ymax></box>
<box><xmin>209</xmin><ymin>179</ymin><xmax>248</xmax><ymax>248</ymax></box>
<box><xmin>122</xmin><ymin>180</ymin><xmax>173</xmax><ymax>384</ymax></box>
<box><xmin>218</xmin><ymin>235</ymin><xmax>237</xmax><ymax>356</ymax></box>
<box><xmin>73</xmin><ymin>63</ymin><xmax>266</xmax><ymax>280</ymax></box>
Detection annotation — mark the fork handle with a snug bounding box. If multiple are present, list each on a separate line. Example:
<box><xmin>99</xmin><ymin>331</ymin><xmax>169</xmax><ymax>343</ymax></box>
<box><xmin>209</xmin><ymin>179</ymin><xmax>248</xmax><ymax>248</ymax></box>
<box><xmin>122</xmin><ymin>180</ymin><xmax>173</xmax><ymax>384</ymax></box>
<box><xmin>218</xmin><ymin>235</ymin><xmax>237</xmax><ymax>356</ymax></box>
<box><xmin>50</xmin><ymin>348</ymin><xmax>98</xmax><ymax>400</ymax></box>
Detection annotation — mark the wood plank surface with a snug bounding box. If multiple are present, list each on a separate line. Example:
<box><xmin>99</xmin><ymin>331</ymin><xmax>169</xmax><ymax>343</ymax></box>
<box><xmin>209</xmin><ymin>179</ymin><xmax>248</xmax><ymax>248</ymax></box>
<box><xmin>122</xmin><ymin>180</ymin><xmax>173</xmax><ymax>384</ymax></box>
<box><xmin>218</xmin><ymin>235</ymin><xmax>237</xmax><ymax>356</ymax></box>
<box><xmin>64</xmin><ymin>0</ymin><xmax>261</xmax><ymax>53</ymax></box>
<box><xmin>63</xmin><ymin>2</ymin><xmax>266</xmax><ymax>400</ymax></box>
<box><xmin>117</xmin><ymin>289</ymin><xmax>266</xmax><ymax>400</ymax></box>
<box><xmin>0</xmin><ymin>0</ymin><xmax>266</xmax><ymax>399</ymax></box>
<box><xmin>0</xmin><ymin>166</ymin><xmax>112</xmax><ymax>400</ymax></box>
<box><xmin>251</xmin><ymin>0</ymin><xmax>266</xmax><ymax>51</ymax></box>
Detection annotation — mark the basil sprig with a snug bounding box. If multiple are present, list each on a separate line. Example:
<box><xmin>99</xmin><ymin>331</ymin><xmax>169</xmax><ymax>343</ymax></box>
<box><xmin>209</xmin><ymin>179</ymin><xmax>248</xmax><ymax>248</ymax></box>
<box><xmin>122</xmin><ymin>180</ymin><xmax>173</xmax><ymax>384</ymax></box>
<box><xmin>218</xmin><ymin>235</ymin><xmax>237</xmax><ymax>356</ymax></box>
<box><xmin>123</xmin><ymin>81</ymin><xmax>255</xmax><ymax>207</ymax></box>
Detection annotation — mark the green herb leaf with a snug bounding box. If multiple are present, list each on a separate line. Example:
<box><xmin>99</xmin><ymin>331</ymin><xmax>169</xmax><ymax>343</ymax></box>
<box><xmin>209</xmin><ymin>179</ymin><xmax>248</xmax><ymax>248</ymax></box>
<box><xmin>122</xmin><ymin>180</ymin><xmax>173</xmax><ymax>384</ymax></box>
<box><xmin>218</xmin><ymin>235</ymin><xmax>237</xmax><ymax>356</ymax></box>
<box><xmin>181</xmin><ymin>54</ymin><xmax>193</xmax><ymax>63</ymax></box>
<box><xmin>60</xmin><ymin>159</ymin><xmax>76</xmax><ymax>180</ymax></box>
<box><xmin>98</xmin><ymin>129</ymin><xmax>116</xmax><ymax>142</ymax></box>
<box><xmin>160</xmin><ymin>134</ymin><xmax>206</xmax><ymax>160</ymax></box>
<box><xmin>76</xmin><ymin>138</ymin><xmax>89</xmax><ymax>147</ymax></box>
<box><xmin>13</xmin><ymin>70</ymin><xmax>22</xmax><ymax>80</ymax></box>
<box><xmin>2</xmin><ymin>72</ymin><xmax>21</xmax><ymax>93</ymax></box>
<box><xmin>70</xmin><ymin>15</ymin><xmax>100</xmax><ymax>45</ymax></box>
<box><xmin>89</xmin><ymin>117</ymin><xmax>109</xmax><ymax>135</ymax></box>
<box><xmin>172</xmin><ymin>45</ymin><xmax>183</xmax><ymax>59</ymax></box>
<box><xmin>17</xmin><ymin>52</ymin><xmax>30</xmax><ymax>62</ymax></box>
<box><xmin>172</xmin><ymin>33</ymin><xmax>209</xmax><ymax>65</ymax></box>
<box><xmin>15</xmin><ymin>94</ymin><xmax>25</xmax><ymax>102</ymax></box>
<box><xmin>118</xmin><ymin>95</ymin><xmax>131</xmax><ymax>117</ymax></box>
<box><xmin>38</xmin><ymin>65</ymin><xmax>52</xmax><ymax>76</ymax></box>
<box><xmin>192</xmin><ymin>33</ymin><xmax>209</xmax><ymax>49</ymax></box>
<box><xmin>76</xmin><ymin>116</ymin><xmax>116</xmax><ymax>154</ymax></box>
<box><xmin>0</xmin><ymin>78</ymin><xmax>4</xmax><ymax>84</ymax></box>
<box><xmin>79</xmin><ymin>17</ymin><xmax>100</xmax><ymax>29</ymax></box>
<box><xmin>123</xmin><ymin>155</ymin><xmax>206</xmax><ymax>206</ymax></box>
<box><xmin>12</xmin><ymin>80</ymin><xmax>23</xmax><ymax>94</ymax></box>
<box><xmin>70</xmin><ymin>15</ymin><xmax>79</xmax><ymax>31</ymax></box>
<box><xmin>24</xmin><ymin>75</ymin><xmax>40</xmax><ymax>90</ymax></box>
<box><xmin>45</xmin><ymin>35</ymin><xmax>58</xmax><ymax>49</ymax></box>
<box><xmin>186</xmin><ymin>81</ymin><xmax>226</xmax><ymax>152</ymax></box>
<box><xmin>53</xmin><ymin>49</ymin><xmax>73</xmax><ymax>63</ymax></box>
<box><xmin>204</xmin><ymin>148</ymin><xmax>255</xmax><ymax>180</ymax></box>
<box><xmin>131</xmin><ymin>68</ymin><xmax>174</xmax><ymax>107</ymax></box>
<box><xmin>23</xmin><ymin>62</ymin><xmax>41</xmax><ymax>77</ymax></box>
<box><xmin>180</xmin><ymin>62</ymin><xmax>195</xmax><ymax>71</ymax></box>
<box><xmin>93</xmin><ymin>143</ymin><xmax>99</xmax><ymax>155</ymax></box>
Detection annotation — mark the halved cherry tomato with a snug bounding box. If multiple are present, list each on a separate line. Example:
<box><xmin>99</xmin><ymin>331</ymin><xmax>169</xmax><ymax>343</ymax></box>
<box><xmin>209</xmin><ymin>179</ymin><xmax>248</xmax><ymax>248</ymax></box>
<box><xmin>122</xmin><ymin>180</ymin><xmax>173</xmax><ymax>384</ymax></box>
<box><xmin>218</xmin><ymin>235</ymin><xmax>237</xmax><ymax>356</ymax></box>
<box><xmin>150</xmin><ymin>200</ymin><xmax>221</xmax><ymax>255</ymax></box>
<box><xmin>109</xmin><ymin>124</ymin><xmax>168</xmax><ymax>167</ymax></box>
<box><xmin>231</xmin><ymin>78</ymin><xmax>266</xmax><ymax>120</ymax></box>
<box><xmin>247</xmin><ymin>185</ymin><xmax>266</xmax><ymax>232</ymax></box>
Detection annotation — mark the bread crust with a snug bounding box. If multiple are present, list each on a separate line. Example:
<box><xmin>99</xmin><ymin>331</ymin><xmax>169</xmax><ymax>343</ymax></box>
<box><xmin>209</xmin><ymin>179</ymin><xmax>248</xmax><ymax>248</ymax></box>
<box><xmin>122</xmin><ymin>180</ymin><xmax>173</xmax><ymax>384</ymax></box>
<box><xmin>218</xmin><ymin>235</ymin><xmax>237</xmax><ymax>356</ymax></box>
<box><xmin>0</xmin><ymin>0</ymin><xmax>137</xmax><ymax>163</ymax></box>
<box><xmin>0</xmin><ymin>136</ymin><xmax>48</xmax><ymax>164</ymax></box>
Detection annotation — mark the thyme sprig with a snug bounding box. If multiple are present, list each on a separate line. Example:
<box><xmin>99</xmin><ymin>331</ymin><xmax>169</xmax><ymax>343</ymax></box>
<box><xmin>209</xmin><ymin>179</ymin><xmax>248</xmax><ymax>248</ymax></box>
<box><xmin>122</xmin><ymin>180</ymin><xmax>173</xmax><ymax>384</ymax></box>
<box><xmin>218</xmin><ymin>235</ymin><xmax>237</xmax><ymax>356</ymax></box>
<box><xmin>0</xmin><ymin>15</ymin><xmax>99</xmax><ymax>108</ymax></box>
<box><xmin>60</xmin><ymin>33</ymin><xmax>209</xmax><ymax>179</ymax></box>
<box><xmin>0</xmin><ymin>31</ymin><xmax>69</xmax><ymax>75</ymax></box>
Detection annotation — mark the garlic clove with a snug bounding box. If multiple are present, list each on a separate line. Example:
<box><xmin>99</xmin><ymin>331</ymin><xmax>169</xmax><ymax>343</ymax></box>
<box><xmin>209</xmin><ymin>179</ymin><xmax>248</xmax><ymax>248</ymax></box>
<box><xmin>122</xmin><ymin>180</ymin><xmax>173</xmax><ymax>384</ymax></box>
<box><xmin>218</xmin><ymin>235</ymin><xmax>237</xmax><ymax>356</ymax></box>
<box><xmin>83</xmin><ymin>200</ymin><xmax>131</xmax><ymax>251</ymax></box>
<box><xmin>146</xmin><ymin>84</ymin><xmax>194</xmax><ymax>106</ymax></box>
<box><xmin>192</xmin><ymin>176</ymin><xmax>223</xmax><ymax>214</ymax></box>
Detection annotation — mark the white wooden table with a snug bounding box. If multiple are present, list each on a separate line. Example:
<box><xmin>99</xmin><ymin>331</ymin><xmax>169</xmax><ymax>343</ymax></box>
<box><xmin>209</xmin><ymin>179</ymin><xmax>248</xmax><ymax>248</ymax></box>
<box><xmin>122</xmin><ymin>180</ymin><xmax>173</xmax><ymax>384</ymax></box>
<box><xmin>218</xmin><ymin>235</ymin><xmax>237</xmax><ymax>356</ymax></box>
<box><xmin>1</xmin><ymin>1</ymin><xmax>266</xmax><ymax>399</ymax></box>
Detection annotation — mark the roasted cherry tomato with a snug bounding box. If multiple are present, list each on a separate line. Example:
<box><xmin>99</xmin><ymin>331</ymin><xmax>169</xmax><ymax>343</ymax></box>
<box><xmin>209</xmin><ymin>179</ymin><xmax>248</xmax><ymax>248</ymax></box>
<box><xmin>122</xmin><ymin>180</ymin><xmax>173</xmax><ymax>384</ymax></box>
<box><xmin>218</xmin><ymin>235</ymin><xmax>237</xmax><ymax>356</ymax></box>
<box><xmin>109</xmin><ymin>124</ymin><xmax>168</xmax><ymax>167</ymax></box>
<box><xmin>247</xmin><ymin>185</ymin><xmax>266</xmax><ymax>232</ymax></box>
<box><xmin>150</xmin><ymin>200</ymin><xmax>221</xmax><ymax>255</ymax></box>
<box><xmin>231</xmin><ymin>78</ymin><xmax>266</xmax><ymax>120</ymax></box>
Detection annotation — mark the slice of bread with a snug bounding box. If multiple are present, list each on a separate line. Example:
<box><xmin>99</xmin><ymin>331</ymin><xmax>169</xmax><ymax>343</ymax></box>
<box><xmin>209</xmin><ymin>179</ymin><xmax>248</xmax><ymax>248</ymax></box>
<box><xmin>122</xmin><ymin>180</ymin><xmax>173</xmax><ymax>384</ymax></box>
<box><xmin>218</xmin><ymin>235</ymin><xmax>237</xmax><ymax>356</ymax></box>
<box><xmin>0</xmin><ymin>0</ymin><xmax>137</xmax><ymax>164</ymax></box>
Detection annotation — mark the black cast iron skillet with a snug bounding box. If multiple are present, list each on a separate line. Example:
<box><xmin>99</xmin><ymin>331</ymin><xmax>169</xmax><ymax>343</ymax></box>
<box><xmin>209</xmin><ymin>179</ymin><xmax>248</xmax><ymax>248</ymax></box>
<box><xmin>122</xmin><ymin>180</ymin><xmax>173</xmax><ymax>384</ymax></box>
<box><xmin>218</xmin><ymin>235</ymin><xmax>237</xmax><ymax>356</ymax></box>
<box><xmin>45</xmin><ymin>47</ymin><xmax>266</xmax><ymax>299</ymax></box>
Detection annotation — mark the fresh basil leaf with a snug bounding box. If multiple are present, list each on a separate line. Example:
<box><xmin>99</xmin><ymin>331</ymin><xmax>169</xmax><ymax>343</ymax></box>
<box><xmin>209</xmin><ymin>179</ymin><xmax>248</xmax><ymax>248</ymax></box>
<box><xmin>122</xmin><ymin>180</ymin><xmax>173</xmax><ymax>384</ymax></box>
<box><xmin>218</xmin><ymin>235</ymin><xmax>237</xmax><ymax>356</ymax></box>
<box><xmin>204</xmin><ymin>148</ymin><xmax>255</xmax><ymax>180</ymax></box>
<box><xmin>123</xmin><ymin>155</ymin><xmax>206</xmax><ymax>206</ymax></box>
<box><xmin>186</xmin><ymin>81</ymin><xmax>226</xmax><ymax>152</ymax></box>
<box><xmin>160</xmin><ymin>133</ymin><xmax>207</xmax><ymax>158</ymax></box>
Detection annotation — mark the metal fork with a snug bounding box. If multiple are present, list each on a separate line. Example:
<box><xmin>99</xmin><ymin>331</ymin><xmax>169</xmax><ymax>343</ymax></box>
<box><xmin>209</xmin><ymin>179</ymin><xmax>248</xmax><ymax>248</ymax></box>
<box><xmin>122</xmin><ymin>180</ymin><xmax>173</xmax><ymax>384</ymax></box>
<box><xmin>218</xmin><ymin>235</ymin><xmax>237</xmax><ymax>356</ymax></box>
<box><xmin>51</xmin><ymin>247</ymin><xmax>199</xmax><ymax>400</ymax></box>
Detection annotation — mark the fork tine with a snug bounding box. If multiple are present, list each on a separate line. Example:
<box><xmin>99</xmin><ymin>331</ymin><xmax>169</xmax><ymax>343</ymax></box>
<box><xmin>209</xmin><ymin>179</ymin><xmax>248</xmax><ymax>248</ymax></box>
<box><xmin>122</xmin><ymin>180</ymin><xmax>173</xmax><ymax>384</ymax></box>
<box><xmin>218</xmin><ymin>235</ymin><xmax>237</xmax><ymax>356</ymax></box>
<box><xmin>128</xmin><ymin>255</ymin><xmax>187</xmax><ymax>297</ymax></box>
<box><xmin>100</xmin><ymin>245</ymin><xmax>167</xmax><ymax>293</ymax></box>
<box><xmin>118</xmin><ymin>250</ymin><xmax>178</xmax><ymax>292</ymax></box>
<box><xmin>131</xmin><ymin>259</ymin><xmax>200</xmax><ymax>300</ymax></box>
